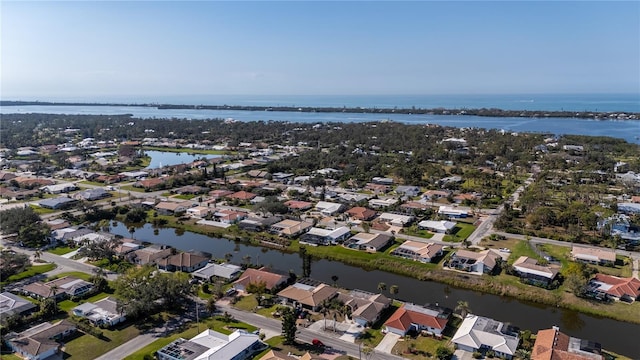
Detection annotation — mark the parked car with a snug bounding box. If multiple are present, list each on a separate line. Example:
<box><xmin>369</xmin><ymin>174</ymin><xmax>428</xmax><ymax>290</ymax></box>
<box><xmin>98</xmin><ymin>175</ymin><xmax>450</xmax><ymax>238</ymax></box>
<box><xmin>225</xmin><ymin>288</ymin><xmax>237</xmax><ymax>297</ymax></box>
<box><xmin>312</xmin><ymin>339</ymin><xmax>325</xmax><ymax>348</ymax></box>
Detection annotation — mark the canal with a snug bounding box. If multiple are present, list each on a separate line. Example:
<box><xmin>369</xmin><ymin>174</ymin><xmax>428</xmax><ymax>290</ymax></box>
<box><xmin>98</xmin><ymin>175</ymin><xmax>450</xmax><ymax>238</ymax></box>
<box><xmin>110</xmin><ymin>222</ymin><xmax>638</xmax><ymax>357</ymax></box>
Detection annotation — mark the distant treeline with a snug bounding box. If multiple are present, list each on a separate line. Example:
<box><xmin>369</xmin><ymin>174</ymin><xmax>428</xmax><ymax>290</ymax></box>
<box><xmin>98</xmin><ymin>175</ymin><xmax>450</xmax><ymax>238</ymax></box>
<box><xmin>2</xmin><ymin>100</ymin><xmax>637</xmax><ymax>119</ymax></box>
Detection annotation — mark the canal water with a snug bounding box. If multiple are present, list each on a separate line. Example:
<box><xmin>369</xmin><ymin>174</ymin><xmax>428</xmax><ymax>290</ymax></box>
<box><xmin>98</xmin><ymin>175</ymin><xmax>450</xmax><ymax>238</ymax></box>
<box><xmin>144</xmin><ymin>150</ymin><xmax>221</xmax><ymax>169</ymax></box>
<box><xmin>110</xmin><ymin>222</ymin><xmax>638</xmax><ymax>357</ymax></box>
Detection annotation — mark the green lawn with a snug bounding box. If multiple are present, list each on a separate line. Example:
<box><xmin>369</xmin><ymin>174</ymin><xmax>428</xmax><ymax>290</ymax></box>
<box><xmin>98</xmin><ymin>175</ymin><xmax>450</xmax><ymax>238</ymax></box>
<box><xmin>119</xmin><ymin>185</ymin><xmax>146</xmax><ymax>193</ymax></box>
<box><xmin>2</xmin><ymin>263</ymin><xmax>57</xmax><ymax>285</ymax></box>
<box><xmin>123</xmin><ymin>316</ymin><xmax>258</xmax><ymax>360</ymax></box>
<box><xmin>48</xmin><ymin>246</ymin><xmax>77</xmax><ymax>255</ymax></box>
<box><xmin>46</xmin><ymin>271</ymin><xmax>93</xmax><ymax>282</ymax></box>
<box><xmin>29</xmin><ymin>205</ymin><xmax>58</xmax><ymax>215</ymax></box>
<box><xmin>508</xmin><ymin>240</ymin><xmax>543</xmax><ymax>264</ymax></box>
<box><xmin>392</xmin><ymin>334</ymin><xmax>453</xmax><ymax>359</ymax></box>
<box><xmin>442</xmin><ymin>223</ymin><xmax>476</xmax><ymax>242</ymax></box>
<box><xmin>63</xmin><ymin>322</ymin><xmax>141</xmax><ymax>360</ymax></box>
<box><xmin>401</xmin><ymin>227</ymin><xmax>435</xmax><ymax>239</ymax></box>
<box><xmin>78</xmin><ymin>180</ymin><xmax>108</xmax><ymax>186</ymax></box>
<box><xmin>173</xmin><ymin>194</ymin><xmax>196</xmax><ymax>200</ymax></box>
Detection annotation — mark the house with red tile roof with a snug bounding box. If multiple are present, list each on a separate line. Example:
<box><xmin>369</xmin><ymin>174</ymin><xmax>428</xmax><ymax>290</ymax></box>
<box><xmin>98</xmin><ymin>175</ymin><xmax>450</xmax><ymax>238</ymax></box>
<box><xmin>589</xmin><ymin>274</ymin><xmax>640</xmax><ymax>303</ymax></box>
<box><xmin>135</xmin><ymin>177</ymin><xmax>166</xmax><ymax>190</ymax></box>
<box><xmin>209</xmin><ymin>189</ymin><xmax>234</xmax><ymax>199</ymax></box>
<box><xmin>384</xmin><ymin>303</ymin><xmax>450</xmax><ymax>336</ymax></box>
<box><xmin>232</xmin><ymin>267</ymin><xmax>289</xmax><ymax>293</ymax></box>
<box><xmin>157</xmin><ymin>251</ymin><xmax>209</xmax><ymax>273</ymax></box>
<box><xmin>532</xmin><ymin>327</ymin><xmax>603</xmax><ymax>360</ymax></box>
<box><xmin>284</xmin><ymin>200</ymin><xmax>314</xmax><ymax>211</ymax></box>
<box><xmin>345</xmin><ymin>206</ymin><xmax>377</xmax><ymax>221</ymax></box>
<box><xmin>227</xmin><ymin>190</ymin><xmax>257</xmax><ymax>201</ymax></box>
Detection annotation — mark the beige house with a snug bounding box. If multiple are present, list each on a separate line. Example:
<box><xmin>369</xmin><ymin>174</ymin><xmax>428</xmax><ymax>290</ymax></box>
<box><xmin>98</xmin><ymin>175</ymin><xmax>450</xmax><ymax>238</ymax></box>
<box><xmin>277</xmin><ymin>279</ymin><xmax>338</xmax><ymax>311</ymax></box>
<box><xmin>269</xmin><ymin>219</ymin><xmax>314</xmax><ymax>237</ymax></box>
<box><xmin>571</xmin><ymin>246</ymin><xmax>616</xmax><ymax>266</ymax></box>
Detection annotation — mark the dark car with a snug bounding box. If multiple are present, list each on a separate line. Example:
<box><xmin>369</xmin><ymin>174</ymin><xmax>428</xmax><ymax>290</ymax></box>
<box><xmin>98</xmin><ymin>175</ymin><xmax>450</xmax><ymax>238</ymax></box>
<box><xmin>312</xmin><ymin>339</ymin><xmax>325</xmax><ymax>348</ymax></box>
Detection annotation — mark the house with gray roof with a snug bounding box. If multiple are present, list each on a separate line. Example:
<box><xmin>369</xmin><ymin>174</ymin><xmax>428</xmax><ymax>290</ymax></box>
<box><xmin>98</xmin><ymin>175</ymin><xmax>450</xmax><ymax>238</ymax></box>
<box><xmin>0</xmin><ymin>291</ymin><xmax>37</xmax><ymax>321</ymax></box>
<box><xmin>452</xmin><ymin>315</ymin><xmax>520</xmax><ymax>359</ymax></box>
<box><xmin>343</xmin><ymin>233</ymin><xmax>392</xmax><ymax>253</ymax></box>
<box><xmin>72</xmin><ymin>297</ymin><xmax>125</xmax><ymax>327</ymax></box>
<box><xmin>192</xmin><ymin>263</ymin><xmax>243</xmax><ymax>282</ymax></box>
<box><xmin>6</xmin><ymin>320</ymin><xmax>76</xmax><ymax>360</ymax></box>
<box><xmin>38</xmin><ymin>196</ymin><xmax>77</xmax><ymax>210</ymax></box>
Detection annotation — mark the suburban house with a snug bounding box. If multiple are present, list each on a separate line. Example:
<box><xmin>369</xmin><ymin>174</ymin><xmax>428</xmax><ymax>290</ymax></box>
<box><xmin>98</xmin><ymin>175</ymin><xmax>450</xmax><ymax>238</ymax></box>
<box><xmin>345</xmin><ymin>206</ymin><xmax>377</xmax><ymax>222</ymax></box>
<box><xmin>40</xmin><ymin>182</ymin><xmax>78</xmax><ymax>194</ymax></box>
<box><xmin>129</xmin><ymin>245</ymin><xmax>174</xmax><ymax>266</ymax></box>
<box><xmin>209</xmin><ymin>189</ymin><xmax>234</xmax><ymax>199</ymax></box>
<box><xmin>192</xmin><ymin>263</ymin><xmax>243</xmax><ymax>283</ymax></box>
<box><xmin>284</xmin><ymin>200</ymin><xmax>314</xmax><ymax>212</ymax></box>
<box><xmin>269</xmin><ymin>219</ymin><xmax>314</xmax><ymax>237</ymax></box>
<box><xmin>391</xmin><ymin>241</ymin><xmax>444</xmax><ymax>263</ymax></box>
<box><xmin>157</xmin><ymin>252</ymin><xmax>209</xmax><ymax>273</ymax></box>
<box><xmin>368</xmin><ymin>197</ymin><xmax>398</xmax><ymax>208</ymax></box>
<box><xmin>337</xmin><ymin>289</ymin><xmax>391</xmax><ymax>327</ymax></box>
<box><xmin>155</xmin><ymin>201</ymin><xmax>190</xmax><ymax>216</ymax></box>
<box><xmin>451</xmin><ymin>315</ymin><xmax>520</xmax><ymax>359</ymax></box>
<box><xmin>384</xmin><ymin>303</ymin><xmax>450</xmax><ymax>336</ymax></box>
<box><xmin>156</xmin><ymin>329</ymin><xmax>266</xmax><ymax>360</ymax></box>
<box><xmin>114</xmin><ymin>240</ymin><xmax>144</xmax><ymax>256</ymax></box>
<box><xmin>73</xmin><ymin>188</ymin><xmax>110</xmax><ymax>201</ymax></box>
<box><xmin>571</xmin><ymin>246</ymin><xmax>616</xmax><ymax>266</ymax></box>
<box><xmin>299</xmin><ymin>226</ymin><xmax>351</xmax><ymax>246</ymax></box>
<box><xmin>238</xmin><ymin>216</ymin><xmax>283</xmax><ymax>232</ymax></box>
<box><xmin>588</xmin><ymin>274</ymin><xmax>640</xmax><ymax>303</ymax></box>
<box><xmin>134</xmin><ymin>177</ymin><xmax>166</xmax><ymax>190</ymax></box>
<box><xmin>48</xmin><ymin>276</ymin><xmax>94</xmax><ymax>298</ymax></box>
<box><xmin>233</xmin><ymin>267</ymin><xmax>289</xmax><ymax>293</ymax></box>
<box><xmin>377</xmin><ymin>213</ymin><xmax>414</xmax><ymax>227</ymax></box>
<box><xmin>438</xmin><ymin>205</ymin><xmax>468</xmax><ymax>219</ymax></box>
<box><xmin>5</xmin><ymin>320</ymin><xmax>76</xmax><ymax>360</ymax></box>
<box><xmin>372</xmin><ymin>177</ymin><xmax>394</xmax><ymax>185</ymax></box>
<box><xmin>448</xmin><ymin>249</ymin><xmax>502</xmax><ymax>274</ymax></box>
<box><xmin>227</xmin><ymin>190</ymin><xmax>257</xmax><ymax>202</ymax></box>
<box><xmin>314</xmin><ymin>201</ymin><xmax>344</xmax><ymax>216</ymax></box>
<box><xmin>417</xmin><ymin>220</ymin><xmax>457</xmax><ymax>234</ymax></box>
<box><xmin>22</xmin><ymin>276</ymin><xmax>93</xmax><ymax>300</ymax></box>
<box><xmin>0</xmin><ymin>291</ymin><xmax>37</xmax><ymax>320</ymax></box>
<box><xmin>423</xmin><ymin>190</ymin><xmax>451</xmax><ymax>200</ymax></box>
<box><xmin>400</xmin><ymin>201</ymin><xmax>430</xmax><ymax>213</ymax></box>
<box><xmin>365</xmin><ymin>183</ymin><xmax>391</xmax><ymax>194</ymax></box>
<box><xmin>395</xmin><ymin>185</ymin><xmax>421</xmax><ymax>197</ymax></box>
<box><xmin>212</xmin><ymin>209</ymin><xmax>248</xmax><ymax>224</ymax></box>
<box><xmin>512</xmin><ymin>256</ymin><xmax>559</xmax><ymax>287</ymax></box>
<box><xmin>187</xmin><ymin>206</ymin><xmax>212</xmax><ymax>218</ymax></box>
<box><xmin>277</xmin><ymin>279</ymin><xmax>339</xmax><ymax>312</ymax></box>
<box><xmin>38</xmin><ymin>196</ymin><xmax>78</xmax><ymax>210</ymax></box>
<box><xmin>454</xmin><ymin>193</ymin><xmax>478</xmax><ymax>204</ymax></box>
<box><xmin>343</xmin><ymin>233</ymin><xmax>392</xmax><ymax>252</ymax></box>
<box><xmin>72</xmin><ymin>297</ymin><xmax>125</xmax><ymax>328</ymax></box>
<box><xmin>532</xmin><ymin>327</ymin><xmax>603</xmax><ymax>360</ymax></box>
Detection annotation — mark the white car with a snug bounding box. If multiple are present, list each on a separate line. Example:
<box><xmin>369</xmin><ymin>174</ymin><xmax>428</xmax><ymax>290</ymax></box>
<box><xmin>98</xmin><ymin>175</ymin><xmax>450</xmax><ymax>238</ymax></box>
<box><xmin>499</xmin><ymin>248</ymin><xmax>511</xmax><ymax>253</ymax></box>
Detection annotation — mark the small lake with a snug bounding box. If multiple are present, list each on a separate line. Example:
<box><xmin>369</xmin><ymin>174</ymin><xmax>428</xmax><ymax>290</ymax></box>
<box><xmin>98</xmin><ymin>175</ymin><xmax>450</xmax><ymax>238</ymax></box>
<box><xmin>145</xmin><ymin>150</ymin><xmax>221</xmax><ymax>169</ymax></box>
<box><xmin>109</xmin><ymin>222</ymin><xmax>639</xmax><ymax>357</ymax></box>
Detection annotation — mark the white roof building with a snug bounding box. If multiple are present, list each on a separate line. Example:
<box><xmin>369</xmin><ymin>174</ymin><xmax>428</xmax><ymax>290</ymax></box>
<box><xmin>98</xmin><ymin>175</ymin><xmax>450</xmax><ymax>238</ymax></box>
<box><xmin>157</xmin><ymin>329</ymin><xmax>265</xmax><ymax>360</ymax></box>
<box><xmin>377</xmin><ymin>213</ymin><xmax>414</xmax><ymax>227</ymax></box>
<box><xmin>315</xmin><ymin>201</ymin><xmax>344</xmax><ymax>216</ymax></box>
<box><xmin>418</xmin><ymin>220</ymin><xmax>457</xmax><ymax>233</ymax></box>
<box><xmin>452</xmin><ymin>315</ymin><xmax>519</xmax><ymax>359</ymax></box>
<box><xmin>192</xmin><ymin>263</ymin><xmax>243</xmax><ymax>281</ymax></box>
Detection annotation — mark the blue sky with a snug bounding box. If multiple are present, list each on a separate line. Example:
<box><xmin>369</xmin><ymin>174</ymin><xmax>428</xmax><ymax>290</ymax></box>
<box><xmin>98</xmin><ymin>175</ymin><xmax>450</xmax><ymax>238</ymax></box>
<box><xmin>2</xmin><ymin>1</ymin><xmax>639</xmax><ymax>99</ymax></box>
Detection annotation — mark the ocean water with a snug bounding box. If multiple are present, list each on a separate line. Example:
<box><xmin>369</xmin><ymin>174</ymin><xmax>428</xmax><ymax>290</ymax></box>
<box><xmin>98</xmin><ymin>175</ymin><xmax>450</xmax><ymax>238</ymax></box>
<box><xmin>4</xmin><ymin>93</ymin><xmax>640</xmax><ymax>113</ymax></box>
<box><xmin>2</xmin><ymin>104</ymin><xmax>639</xmax><ymax>144</ymax></box>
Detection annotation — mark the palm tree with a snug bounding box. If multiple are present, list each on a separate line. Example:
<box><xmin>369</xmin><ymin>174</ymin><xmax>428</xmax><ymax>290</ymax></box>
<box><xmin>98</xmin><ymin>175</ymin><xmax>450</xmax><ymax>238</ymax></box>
<box><xmin>455</xmin><ymin>300</ymin><xmax>471</xmax><ymax>318</ymax></box>
<box><xmin>377</xmin><ymin>282</ymin><xmax>387</xmax><ymax>293</ymax></box>
<box><xmin>33</xmin><ymin>250</ymin><xmax>41</xmax><ymax>262</ymax></box>
<box><xmin>331</xmin><ymin>275</ymin><xmax>339</xmax><ymax>287</ymax></box>
<box><xmin>224</xmin><ymin>253</ymin><xmax>233</xmax><ymax>263</ymax></box>
<box><xmin>128</xmin><ymin>226</ymin><xmax>136</xmax><ymax>239</ymax></box>
<box><xmin>389</xmin><ymin>285</ymin><xmax>399</xmax><ymax>301</ymax></box>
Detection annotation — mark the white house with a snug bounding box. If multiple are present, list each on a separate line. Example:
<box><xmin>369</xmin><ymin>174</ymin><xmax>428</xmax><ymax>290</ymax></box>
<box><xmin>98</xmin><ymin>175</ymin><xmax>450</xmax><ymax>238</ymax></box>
<box><xmin>377</xmin><ymin>213</ymin><xmax>414</xmax><ymax>227</ymax></box>
<box><xmin>72</xmin><ymin>297</ymin><xmax>125</xmax><ymax>327</ymax></box>
<box><xmin>452</xmin><ymin>315</ymin><xmax>520</xmax><ymax>359</ymax></box>
<box><xmin>418</xmin><ymin>220</ymin><xmax>456</xmax><ymax>233</ymax></box>
<box><xmin>299</xmin><ymin>226</ymin><xmax>351</xmax><ymax>246</ymax></box>
<box><xmin>314</xmin><ymin>201</ymin><xmax>344</xmax><ymax>216</ymax></box>
<box><xmin>391</xmin><ymin>241</ymin><xmax>443</xmax><ymax>263</ymax></box>
<box><xmin>156</xmin><ymin>329</ymin><xmax>266</xmax><ymax>360</ymax></box>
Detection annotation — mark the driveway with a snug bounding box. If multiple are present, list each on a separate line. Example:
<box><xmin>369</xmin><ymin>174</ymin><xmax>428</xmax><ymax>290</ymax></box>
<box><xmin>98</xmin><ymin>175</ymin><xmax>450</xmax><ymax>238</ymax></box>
<box><xmin>374</xmin><ymin>332</ymin><xmax>400</xmax><ymax>353</ymax></box>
